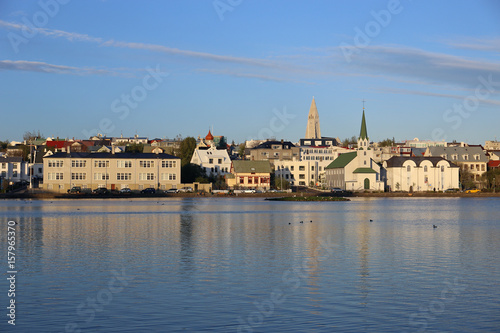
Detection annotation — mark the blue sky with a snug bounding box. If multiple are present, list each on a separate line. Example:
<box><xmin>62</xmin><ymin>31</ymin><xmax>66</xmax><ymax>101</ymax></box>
<box><xmin>1</xmin><ymin>0</ymin><xmax>499</xmax><ymax>144</ymax></box>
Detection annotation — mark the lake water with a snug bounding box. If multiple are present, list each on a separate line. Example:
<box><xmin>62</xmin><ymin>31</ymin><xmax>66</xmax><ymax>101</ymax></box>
<box><xmin>0</xmin><ymin>197</ymin><xmax>499</xmax><ymax>332</ymax></box>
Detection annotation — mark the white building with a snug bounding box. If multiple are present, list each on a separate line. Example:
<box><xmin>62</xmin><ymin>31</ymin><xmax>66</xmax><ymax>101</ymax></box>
<box><xmin>384</xmin><ymin>156</ymin><xmax>459</xmax><ymax>192</ymax></box>
<box><xmin>190</xmin><ymin>130</ymin><xmax>231</xmax><ymax>177</ymax></box>
<box><xmin>0</xmin><ymin>157</ymin><xmax>28</xmax><ymax>185</ymax></box>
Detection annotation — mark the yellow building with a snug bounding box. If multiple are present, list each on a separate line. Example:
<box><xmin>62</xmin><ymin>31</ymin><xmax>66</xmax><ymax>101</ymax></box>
<box><xmin>43</xmin><ymin>151</ymin><xmax>181</xmax><ymax>192</ymax></box>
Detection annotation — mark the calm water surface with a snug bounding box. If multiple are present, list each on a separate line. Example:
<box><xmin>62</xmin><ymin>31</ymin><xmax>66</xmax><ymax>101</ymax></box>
<box><xmin>0</xmin><ymin>197</ymin><xmax>499</xmax><ymax>332</ymax></box>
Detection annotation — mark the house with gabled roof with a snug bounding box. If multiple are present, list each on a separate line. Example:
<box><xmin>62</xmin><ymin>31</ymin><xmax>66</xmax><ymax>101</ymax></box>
<box><xmin>226</xmin><ymin>160</ymin><xmax>271</xmax><ymax>190</ymax></box>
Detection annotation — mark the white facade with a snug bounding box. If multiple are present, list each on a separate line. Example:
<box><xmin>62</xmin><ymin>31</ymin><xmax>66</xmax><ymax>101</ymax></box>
<box><xmin>384</xmin><ymin>157</ymin><xmax>459</xmax><ymax>192</ymax></box>
<box><xmin>190</xmin><ymin>145</ymin><xmax>232</xmax><ymax>177</ymax></box>
<box><xmin>0</xmin><ymin>157</ymin><xmax>28</xmax><ymax>184</ymax></box>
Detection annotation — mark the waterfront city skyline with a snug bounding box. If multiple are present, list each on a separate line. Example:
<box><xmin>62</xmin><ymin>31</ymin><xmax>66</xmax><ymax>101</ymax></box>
<box><xmin>1</xmin><ymin>0</ymin><xmax>499</xmax><ymax>144</ymax></box>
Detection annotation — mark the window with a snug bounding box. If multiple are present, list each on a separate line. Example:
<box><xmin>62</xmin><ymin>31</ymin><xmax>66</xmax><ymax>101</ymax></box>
<box><xmin>139</xmin><ymin>173</ymin><xmax>155</xmax><ymax>181</ymax></box>
<box><xmin>162</xmin><ymin>160</ymin><xmax>176</xmax><ymax>168</ymax></box>
<box><xmin>299</xmin><ymin>174</ymin><xmax>305</xmax><ymax>179</ymax></box>
<box><xmin>71</xmin><ymin>173</ymin><xmax>86</xmax><ymax>180</ymax></box>
<box><xmin>311</xmin><ymin>166</ymin><xmax>314</xmax><ymax>171</ymax></box>
<box><xmin>13</xmin><ymin>164</ymin><xmax>18</xmax><ymax>170</ymax></box>
<box><xmin>209</xmin><ymin>158</ymin><xmax>213</xmax><ymax>164</ymax></box>
<box><xmin>407</xmin><ymin>165</ymin><xmax>411</xmax><ymax>172</ymax></box>
<box><xmin>117</xmin><ymin>160</ymin><xmax>132</xmax><ymax>168</ymax></box>
<box><xmin>239</xmin><ymin>178</ymin><xmax>244</xmax><ymax>184</ymax></box>
<box><xmin>1</xmin><ymin>163</ymin><xmax>5</xmax><ymax>169</ymax></box>
<box><xmin>248</xmin><ymin>177</ymin><xmax>253</xmax><ymax>184</ymax></box>
<box><xmin>290</xmin><ymin>166</ymin><xmax>294</xmax><ymax>171</ymax></box>
<box><xmin>12</xmin><ymin>171</ymin><xmax>18</xmax><ymax>178</ymax></box>
<box><xmin>364</xmin><ymin>160</ymin><xmax>367</xmax><ymax>165</ymax></box>
<box><xmin>161</xmin><ymin>173</ymin><xmax>177</xmax><ymax>181</ymax></box>
<box><xmin>463</xmin><ymin>155</ymin><xmax>469</xmax><ymax>160</ymax></box>
<box><xmin>48</xmin><ymin>160</ymin><xmax>64</xmax><ymax>167</ymax></box>
<box><xmin>218</xmin><ymin>159</ymin><xmax>222</xmax><ymax>164</ymax></box>
<box><xmin>299</xmin><ymin>166</ymin><xmax>305</xmax><ymax>171</ymax></box>
<box><xmin>48</xmin><ymin>172</ymin><xmax>64</xmax><ymax>180</ymax></box>
<box><xmin>481</xmin><ymin>164</ymin><xmax>485</xmax><ymax>171</ymax></box>
<box><xmin>72</xmin><ymin>160</ymin><xmax>86</xmax><ymax>168</ymax></box>
<box><xmin>441</xmin><ymin>166</ymin><xmax>444</xmax><ymax>172</ymax></box>
<box><xmin>94</xmin><ymin>173</ymin><xmax>109</xmax><ymax>180</ymax></box>
<box><xmin>471</xmin><ymin>164</ymin><xmax>475</xmax><ymax>170</ymax></box>
<box><xmin>424</xmin><ymin>176</ymin><xmax>428</xmax><ymax>183</ymax></box>
<box><xmin>424</xmin><ymin>166</ymin><xmax>428</xmax><ymax>172</ymax></box>
<box><xmin>117</xmin><ymin>173</ymin><xmax>132</xmax><ymax>180</ymax></box>
<box><xmin>94</xmin><ymin>160</ymin><xmax>109</xmax><ymax>168</ymax></box>
<box><xmin>139</xmin><ymin>161</ymin><xmax>154</xmax><ymax>168</ymax></box>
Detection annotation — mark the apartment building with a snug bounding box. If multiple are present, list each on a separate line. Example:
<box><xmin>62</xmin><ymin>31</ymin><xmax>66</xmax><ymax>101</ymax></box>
<box><xmin>43</xmin><ymin>151</ymin><xmax>180</xmax><ymax>192</ymax></box>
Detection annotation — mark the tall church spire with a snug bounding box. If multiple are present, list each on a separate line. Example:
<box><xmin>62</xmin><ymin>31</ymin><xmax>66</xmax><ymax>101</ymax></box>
<box><xmin>359</xmin><ymin>109</ymin><xmax>368</xmax><ymax>140</ymax></box>
<box><xmin>305</xmin><ymin>97</ymin><xmax>321</xmax><ymax>139</ymax></box>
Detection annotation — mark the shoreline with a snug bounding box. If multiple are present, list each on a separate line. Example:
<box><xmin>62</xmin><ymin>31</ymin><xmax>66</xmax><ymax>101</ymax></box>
<box><xmin>1</xmin><ymin>190</ymin><xmax>500</xmax><ymax>200</ymax></box>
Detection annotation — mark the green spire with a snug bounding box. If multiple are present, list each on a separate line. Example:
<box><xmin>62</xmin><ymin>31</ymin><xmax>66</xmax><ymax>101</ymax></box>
<box><xmin>359</xmin><ymin>109</ymin><xmax>368</xmax><ymax>140</ymax></box>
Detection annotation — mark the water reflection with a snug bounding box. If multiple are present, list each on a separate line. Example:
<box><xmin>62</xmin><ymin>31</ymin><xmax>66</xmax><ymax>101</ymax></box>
<box><xmin>0</xmin><ymin>198</ymin><xmax>499</xmax><ymax>332</ymax></box>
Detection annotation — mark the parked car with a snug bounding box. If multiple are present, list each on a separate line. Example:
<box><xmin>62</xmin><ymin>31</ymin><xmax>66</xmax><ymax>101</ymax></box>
<box><xmin>444</xmin><ymin>188</ymin><xmax>459</xmax><ymax>193</ymax></box>
<box><xmin>120</xmin><ymin>188</ymin><xmax>132</xmax><ymax>194</ymax></box>
<box><xmin>92</xmin><ymin>188</ymin><xmax>110</xmax><ymax>195</ymax></box>
<box><xmin>243</xmin><ymin>189</ymin><xmax>256</xmax><ymax>193</ymax></box>
<box><xmin>165</xmin><ymin>188</ymin><xmax>179</xmax><ymax>193</ymax></box>
<box><xmin>331</xmin><ymin>188</ymin><xmax>343</xmax><ymax>193</ymax></box>
<box><xmin>68</xmin><ymin>186</ymin><xmax>82</xmax><ymax>194</ymax></box>
<box><xmin>178</xmin><ymin>186</ymin><xmax>193</xmax><ymax>193</ymax></box>
<box><xmin>140</xmin><ymin>188</ymin><xmax>156</xmax><ymax>194</ymax></box>
<box><xmin>465</xmin><ymin>189</ymin><xmax>481</xmax><ymax>194</ymax></box>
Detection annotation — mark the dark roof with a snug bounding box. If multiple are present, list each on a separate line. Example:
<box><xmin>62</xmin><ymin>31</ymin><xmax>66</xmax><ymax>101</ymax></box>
<box><xmin>325</xmin><ymin>152</ymin><xmax>357</xmax><ymax>169</ymax></box>
<box><xmin>253</xmin><ymin>141</ymin><xmax>296</xmax><ymax>149</ymax></box>
<box><xmin>43</xmin><ymin>152</ymin><xmax>180</xmax><ymax>159</ymax></box>
<box><xmin>385</xmin><ymin>156</ymin><xmax>459</xmax><ymax>168</ymax></box>
<box><xmin>0</xmin><ymin>157</ymin><xmax>23</xmax><ymax>163</ymax></box>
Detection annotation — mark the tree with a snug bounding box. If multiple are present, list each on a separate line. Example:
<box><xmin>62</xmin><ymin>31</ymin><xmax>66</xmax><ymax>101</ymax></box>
<box><xmin>23</xmin><ymin>130</ymin><xmax>43</xmax><ymax>144</ymax></box>
<box><xmin>342</xmin><ymin>136</ymin><xmax>357</xmax><ymax>148</ymax></box>
<box><xmin>482</xmin><ymin>168</ymin><xmax>500</xmax><ymax>190</ymax></box>
<box><xmin>0</xmin><ymin>140</ymin><xmax>9</xmax><ymax>151</ymax></box>
<box><xmin>459</xmin><ymin>166</ymin><xmax>475</xmax><ymax>190</ymax></box>
<box><xmin>274</xmin><ymin>177</ymin><xmax>290</xmax><ymax>190</ymax></box>
<box><xmin>181</xmin><ymin>163</ymin><xmax>206</xmax><ymax>183</ymax></box>
<box><xmin>178</xmin><ymin>137</ymin><xmax>197</xmax><ymax>167</ymax></box>
<box><xmin>125</xmin><ymin>143</ymin><xmax>144</xmax><ymax>153</ymax></box>
<box><xmin>378</xmin><ymin>138</ymin><xmax>394</xmax><ymax>147</ymax></box>
<box><xmin>238</xmin><ymin>143</ymin><xmax>246</xmax><ymax>159</ymax></box>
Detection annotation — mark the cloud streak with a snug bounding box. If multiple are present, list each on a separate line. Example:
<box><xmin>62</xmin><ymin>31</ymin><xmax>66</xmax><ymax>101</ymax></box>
<box><xmin>0</xmin><ymin>60</ymin><xmax>125</xmax><ymax>76</ymax></box>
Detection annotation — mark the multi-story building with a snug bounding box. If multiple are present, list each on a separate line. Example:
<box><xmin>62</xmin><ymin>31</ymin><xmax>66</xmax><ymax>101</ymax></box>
<box><xmin>275</xmin><ymin>146</ymin><xmax>353</xmax><ymax>187</ymax></box>
<box><xmin>42</xmin><ymin>151</ymin><xmax>180</xmax><ymax>192</ymax></box>
<box><xmin>424</xmin><ymin>146</ymin><xmax>488</xmax><ymax>187</ymax></box>
<box><xmin>248</xmin><ymin>140</ymin><xmax>300</xmax><ymax>164</ymax></box>
<box><xmin>0</xmin><ymin>157</ymin><xmax>28</xmax><ymax>186</ymax></box>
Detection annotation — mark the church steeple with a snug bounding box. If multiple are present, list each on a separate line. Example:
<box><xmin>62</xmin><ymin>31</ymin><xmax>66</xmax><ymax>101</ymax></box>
<box><xmin>359</xmin><ymin>109</ymin><xmax>368</xmax><ymax>140</ymax></box>
<box><xmin>305</xmin><ymin>97</ymin><xmax>321</xmax><ymax>139</ymax></box>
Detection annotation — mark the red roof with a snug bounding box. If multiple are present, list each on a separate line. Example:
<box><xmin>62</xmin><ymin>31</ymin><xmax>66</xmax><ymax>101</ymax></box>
<box><xmin>488</xmin><ymin>160</ymin><xmax>500</xmax><ymax>168</ymax></box>
<box><xmin>205</xmin><ymin>130</ymin><xmax>214</xmax><ymax>141</ymax></box>
<box><xmin>46</xmin><ymin>140</ymin><xmax>68</xmax><ymax>149</ymax></box>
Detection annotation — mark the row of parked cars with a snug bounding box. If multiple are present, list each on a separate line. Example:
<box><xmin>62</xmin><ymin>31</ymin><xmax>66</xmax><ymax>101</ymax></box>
<box><xmin>67</xmin><ymin>186</ymin><xmax>193</xmax><ymax>195</ymax></box>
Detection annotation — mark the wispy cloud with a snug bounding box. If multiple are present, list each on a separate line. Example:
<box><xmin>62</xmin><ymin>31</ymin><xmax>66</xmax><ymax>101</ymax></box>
<box><xmin>445</xmin><ymin>37</ymin><xmax>500</xmax><ymax>53</ymax></box>
<box><xmin>196</xmin><ymin>69</ymin><xmax>314</xmax><ymax>84</ymax></box>
<box><xmin>0</xmin><ymin>60</ymin><xmax>129</xmax><ymax>76</ymax></box>
<box><xmin>377</xmin><ymin>87</ymin><xmax>500</xmax><ymax>106</ymax></box>
<box><xmin>338</xmin><ymin>45</ymin><xmax>500</xmax><ymax>88</ymax></box>
<box><xmin>0</xmin><ymin>20</ymin><xmax>103</xmax><ymax>43</ymax></box>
